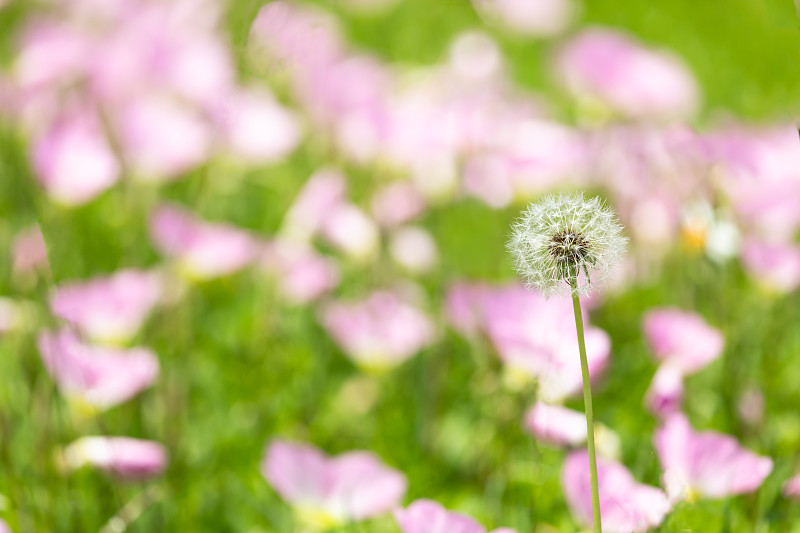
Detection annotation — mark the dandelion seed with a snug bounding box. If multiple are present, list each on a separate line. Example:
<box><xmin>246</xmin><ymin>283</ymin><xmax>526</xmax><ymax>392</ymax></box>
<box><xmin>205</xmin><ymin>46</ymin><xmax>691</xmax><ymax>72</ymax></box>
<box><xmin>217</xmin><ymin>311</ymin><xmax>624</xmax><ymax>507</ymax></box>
<box><xmin>508</xmin><ymin>192</ymin><xmax>627</xmax><ymax>297</ymax></box>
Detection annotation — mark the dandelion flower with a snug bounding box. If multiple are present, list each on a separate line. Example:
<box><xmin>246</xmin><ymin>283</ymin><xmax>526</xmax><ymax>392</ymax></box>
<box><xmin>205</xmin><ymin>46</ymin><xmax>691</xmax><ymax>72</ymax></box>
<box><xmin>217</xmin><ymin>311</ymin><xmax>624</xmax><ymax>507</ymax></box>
<box><xmin>508</xmin><ymin>192</ymin><xmax>627</xmax><ymax>297</ymax></box>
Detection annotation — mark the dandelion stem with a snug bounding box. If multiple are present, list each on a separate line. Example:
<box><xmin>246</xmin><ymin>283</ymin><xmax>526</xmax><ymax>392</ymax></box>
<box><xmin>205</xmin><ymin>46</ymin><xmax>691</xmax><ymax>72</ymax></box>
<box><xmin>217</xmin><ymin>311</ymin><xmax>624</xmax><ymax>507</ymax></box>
<box><xmin>570</xmin><ymin>277</ymin><xmax>602</xmax><ymax>533</ymax></box>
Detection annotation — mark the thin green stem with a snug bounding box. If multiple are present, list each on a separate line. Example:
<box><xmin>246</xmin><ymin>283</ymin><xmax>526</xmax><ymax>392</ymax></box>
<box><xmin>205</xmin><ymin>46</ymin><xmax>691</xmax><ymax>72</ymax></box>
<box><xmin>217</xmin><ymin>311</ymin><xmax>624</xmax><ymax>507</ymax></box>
<box><xmin>570</xmin><ymin>278</ymin><xmax>602</xmax><ymax>533</ymax></box>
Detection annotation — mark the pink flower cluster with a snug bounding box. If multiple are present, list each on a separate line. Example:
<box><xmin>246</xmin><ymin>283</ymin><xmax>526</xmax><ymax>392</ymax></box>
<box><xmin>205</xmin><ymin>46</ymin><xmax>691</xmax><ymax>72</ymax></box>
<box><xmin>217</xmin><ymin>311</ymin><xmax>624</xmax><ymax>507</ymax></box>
<box><xmin>38</xmin><ymin>268</ymin><xmax>169</xmax><ymax>480</ymax></box>
<box><xmin>11</xmin><ymin>0</ymin><xmax>300</xmax><ymax>206</ymax></box>
<box><xmin>262</xmin><ymin>440</ymin><xmax>516</xmax><ymax>531</ymax></box>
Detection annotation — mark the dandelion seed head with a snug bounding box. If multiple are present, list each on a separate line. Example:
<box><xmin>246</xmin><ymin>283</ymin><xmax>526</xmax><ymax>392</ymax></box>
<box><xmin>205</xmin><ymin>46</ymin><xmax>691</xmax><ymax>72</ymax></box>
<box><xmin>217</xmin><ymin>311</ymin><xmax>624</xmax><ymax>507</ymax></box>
<box><xmin>508</xmin><ymin>192</ymin><xmax>628</xmax><ymax>298</ymax></box>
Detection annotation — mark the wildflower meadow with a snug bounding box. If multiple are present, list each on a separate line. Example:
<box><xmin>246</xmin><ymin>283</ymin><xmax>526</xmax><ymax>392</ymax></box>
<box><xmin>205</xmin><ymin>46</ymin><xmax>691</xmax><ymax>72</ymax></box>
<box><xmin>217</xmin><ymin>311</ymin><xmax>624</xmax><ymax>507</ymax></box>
<box><xmin>2</xmin><ymin>0</ymin><xmax>800</xmax><ymax>531</ymax></box>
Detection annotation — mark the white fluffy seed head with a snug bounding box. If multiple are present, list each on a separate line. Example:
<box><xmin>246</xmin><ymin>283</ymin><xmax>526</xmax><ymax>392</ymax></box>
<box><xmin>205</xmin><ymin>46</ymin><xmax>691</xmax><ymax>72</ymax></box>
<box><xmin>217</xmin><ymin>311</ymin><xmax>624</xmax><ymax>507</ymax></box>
<box><xmin>508</xmin><ymin>192</ymin><xmax>628</xmax><ymax>298</ymax></box>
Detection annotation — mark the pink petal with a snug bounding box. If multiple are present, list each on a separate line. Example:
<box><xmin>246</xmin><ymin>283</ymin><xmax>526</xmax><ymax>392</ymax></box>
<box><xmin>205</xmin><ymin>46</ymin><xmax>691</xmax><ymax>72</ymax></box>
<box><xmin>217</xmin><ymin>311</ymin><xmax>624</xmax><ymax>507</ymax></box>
<box><xmin>37</xmin><ymin>329</ymin><xmax>159</xmax><ymax>410</ymax></box>
<box><xmin>326</xmin><ymin>452</ymin><xmax>407</xmax><ymax>520</ymax></box>
<box><xmin>221</xmin><ymin>86</ymin><xmax>301</xmax><ymax>163</ymax></box>
<box><xmin>149</xmin><ymin>204</ymin><xmax>261</xmax><ymax>279</ymax></box>
<box><xmin>644</xmin><ymin>364</ymin><xmax>684</xmax><ymax>418</ymax></box>
<box><xmin>63</xmin><ymin>436</ymin><xmax>167</xmax><ymax>479</ymax></box>
<box><xmin>117</xmin><ymin>95</ymin><xmax>212</xmax><ymax>180</ymax></box>
<box><xmin>654</xmin><ymin>413</ymin><xmax>773</xmax><ymax>500</ymax></box>
<box><xmin>261</xmin><ymin>440</ymin><xmax>329</xmax><ymax>508</ymax></box>
<box><xmin>12</xmin><ymin>225</ymin><xmax>49</xmax><ymax>274</ymax></box>
<box><xmin>556</xmin><ymin>28</ymin><xmax>699</xmax><ymax>120</ymax></box>
<box><xmin>524</xmin><ymin>402</ymin><xmax>587</xmax><ymax>447</ymax></box>
<box><xmin>50</xmin><ymin>269</ymin><xmax>163</xmax><ymax>343</ymax></box>
<box><xmin>319</xmin><ymin>291</ymin><xmax>435</xmax><ymax>369</ymax></box>
<box><xmin>783</xmin><ymin>473</ymin><xmax>800</xmax><ymax>500</ymax></box>
<box><xmin>371</xmin><ymin>182</ymin><xmax>427</xmax><ymax>227</ymax></box>
<box><xmin>643</xmin><ymin>308</ymin><xmax>723</xmax><ymax>374</ymax></box>
<box><xmin>31</xmin><ymin>109</ymin><xmax>120</xmax><ymax>205</ymax></box>
<box><xmin>394</xmin><ymin>499</ymin><xmax>486</xmax><ymax>533</ymax></box>
<box><xmin>261</xmin><ymin>240</ymin><xmax>340</xmax><ymax>304</ymax></box>
<box><xmin>741</xmin><ymin>239</ymin><xmax>800</xmax><ymax>294</ymax></box>
<box><xmin>563</xmin><ymin>449</ymin><xmax>670</xmax><ymax>532</ymax></box>
<box><xmin>262</xmin><ymin>440</ymin><xmax>407</xmax><ymax>521</ymax></box>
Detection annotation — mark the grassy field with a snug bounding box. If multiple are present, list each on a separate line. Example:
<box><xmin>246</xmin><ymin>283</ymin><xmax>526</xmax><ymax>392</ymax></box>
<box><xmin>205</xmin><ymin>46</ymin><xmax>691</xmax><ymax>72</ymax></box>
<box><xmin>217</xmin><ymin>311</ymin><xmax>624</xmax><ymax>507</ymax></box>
<box><xmin>2</xmin><ymin>0</ymin><xmax>800</xmax><ymax>532</ymax></box>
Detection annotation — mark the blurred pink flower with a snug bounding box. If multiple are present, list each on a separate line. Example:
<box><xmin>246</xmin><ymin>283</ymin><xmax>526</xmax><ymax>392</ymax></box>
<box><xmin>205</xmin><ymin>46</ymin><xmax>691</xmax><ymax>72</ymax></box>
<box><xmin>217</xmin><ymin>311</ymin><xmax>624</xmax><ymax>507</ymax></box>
<box><xmin>221</xmin><ymin>86</ymin><xmax>301</xmax><ymax>164</ymax></box>
<box><xmin>389</xmin><ymin>226</ymin><xmax>438</xmax><ymax>274</ymax></box>
<box><xmin>524</xmin><ymin>402</ymin><xmax>586</xmax><ymax>447</ymax></box>
<box><xmin>395</xmin><ymin>499</ymin><xmax>516</xmax><ymax>533</ymax></box>
<box><xmin>654</xmin><ymin>413</ymin><xmax>773</xmax><ymax>501</ymax></box>
<box><xmin>644</xmin><ymin>364</ymin><xmax>684</xmax><ymax>418</ymax></box>
<box><xmin>371</xmin><ymin>182</ymin><xmax>427</xmax><ymax>228</ymax></box>
<box><xmin>282</xmin><ymin>168</ymin><xmax>348</xmax><ymax>241</ymax></box>
<box><xmin>50</xmin><ymin>269</ymin><xmax>163</xmax><ymax>344</ymax></box>
<box><xmin>62</xmin><ymin>436</ymin><xmax>167</xmax><ymax>479</ymax></box>
<box><xmin>37</xmin><ymin>329</ymin><xmax>159</xmax><ymax>410</ymax></box>
<box><xmin>31</xmin><ymin>109</ymin><xmax>120</xmax><ymax>205</ymax></box>
<box><xmin>446</xmin><ymin>283</ymin><xmax>610</xmax><ymax>401</ymax></box>
<box><xmin>563</xmin><ymin>449</ymin><xmax>670</xmax><ymax>533</ymax></box>
<box><xmin>445</xmin><ymin>282</ymin><xmax>489</xmax><ymax>338</ymax></box>
<box><xmin>741</xmin><ymin>239</ymin><xmax>800</xmax><ymax>294</ymax></box>
<box><xmin>0</xmin><ymin>518</ymin><xmax>8</xmax><ymax>533</ymax></box>
<box><xmin>117</xmin><ymin>95</ymin><xmax>213</xmax><ymax>180</ymax></box>
<box><xmin>556</xmin><ymin>28</ymin><xmax>699</xmax><ymax>121</ymax></box>
<box><xmin>643</xmin><ymin>308</ymin><xmax>723</xmax><ymax>374</ymax></box>
<box><xmin>706</xmin><ymin>126</ymin><xmax>800</xmax><ymax>242</ymax></box>
<box><xmin>12</xmin><ymin>225</ymin><xmax>49</xmax><ymax>274</ymax></box>
<box><xmin>471</xmin><ymin>0</ymin><xmax>574</xmax><ymax>38</ymax></box>
<box><xmin>320</xmin><ymin>203</ymin><xmax>380</xmax><ymax>261</ymax></box>
<box><xmin>319</xmin><ymin>290</ymin><xmax>435</xmax><ymax>371</ymax></box>
<box><xmin>261</xmin><ymin>240</ymin><xmax>340</xmax><ymax>304</ymax></box>
<box><xmin>12</xmin><ymin>21</ymin><xmax>93</xmax><ymax>126</ymax></box>
<box><xmin>248</xmin><ymin>1</ymin><xmax>344</xmax><ymax>87</ymax></box>
<box><xmin>446</xmin><ymin>31</ymin><xmax>505</xmax><ymax>86</ymax></box>
<box><xmin>149</xmin><ymin>204</ymin><xmax>262</xmax><ymax>280</ymax></box>
<box><xmin>261</xmin><ymin>440</ymin><xmax>407</xmax><ymax>525</ymax></box>
<box><xmin>463</xmin><ymin>120</ymin><xmax>589</xmax><ymax>207</ymax></box>
<box><xmin>783</xmin><ymin>473</ymin><xmax>800</xmax><ymax>500</ymax></box>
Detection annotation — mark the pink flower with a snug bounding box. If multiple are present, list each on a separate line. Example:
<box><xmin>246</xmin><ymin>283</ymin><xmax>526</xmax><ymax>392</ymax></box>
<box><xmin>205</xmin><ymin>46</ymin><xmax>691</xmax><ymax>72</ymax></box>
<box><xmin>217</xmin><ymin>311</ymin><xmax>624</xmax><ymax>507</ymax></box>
<box><xmin>741</xmin><ymin>239</ymin><xmax>800</xmax><ymax>294</ymax></box>
<box><xmin>62</xmin><ymin>436</ymin><xmax>167</xmax><ymax>479</ymax></box>
<box><xmin>37</xmin><ymin>329</ymin><xmax>159</xmax><ymax>410</ymax></box>
<box><xmin>149</xmin><ymin>204</ymin><xmax>262</xmax><ymax>280</ymax></box>
<box><xmin>31</xmin><ymin>108</ymin><xmax>120</xmax><ymax>205</ymax></box>
<box><xmin>643</xmin><ymin>308</ymin><xmax>723</xmax><ymax>374</ymax></box>
<box><xmin>783</xmin><ymin>473</ymin><xmax>800</xmax><ymax>500</ymax></box>
<box><xmin>556</xmin><ymin>28</ymin><xmax>699</xmax><ymax>121</ymax></box>
<box><xmin>320</xmin><ymin>204</ymin><xmax>380</xmax><ymax>261</ymax></box>
<box><xmin>524</xmin><ymin>402</ymin><xmax>586</xmax><ymax>447</ymax></box>
<box><xmin>319</xmin><ymin>290</ymin><xmax>435</xmax><ymax>371</ymax></box>
<box><xmin>563</xmin><ymin>450</ymin><xmax>670</xmax><ymax>533</ymax></box>
<box><xmin>282</xmin><ymin>168</ymin><xmax>348</xmax><ymax>241</ymax></box>
<box><xmin>471</xmin><ymin>0</ymin><xmax>574</xmax><ymax>38</ymax></box>
<box><xmin>705</xmin><ymin>126</ymin><xmax>800</xmax><ymax>241</ymax></box>
<box><xmin>261</xmin><ymin>440</ymin><xmax>406</xmax><ymax>525</ymax></box>
<box><xmin>0</xmin><ymin>518</ymin><xmax>8</xmax><ymax>533</ymax></box>
<box><xmin>370</xmin><ymin>182</ymin><xmax>427</xmax><ymax>228</ymax></box>
<box><xmin>644</xmin><ymin>364</ymin><xmax>684</xmax><ymax>418</ymax></box>
<box><xmin>389</xmin><ymin>226</ymin><xmax>438</xmax><ymax>274</ymax></box>
<box><xmin>444</xmin><ymin>282</ymin><xmax>489</xmax><ymax>338</ymax></box>
<box><xmin>12</xmin><ymin>225</ymin><xmax>49</xmax><ymax>274</ymax></box>
<box><xmin>395</xmin><ymin>499</ymin><xmax>516</xmax><ymax>533</ymax></box>
<box><xmin>261</xmin><ymin>240</ymin><xmax>340</xmax><ymax>304</ymax></box>
<box><xmin>654</xmin><ymin>413</ymin><xmax>773</xmax><ymax>501</ymax></box>
<box><xmin>117</xmin><ymin>95</ymin><xmax>213</xmax><ymax>180</ymax></box>
<box><xmin>446</xmin><ymin>283</ymin><xmax>610</xmax><ymax>401</ymax></box>
<box><xmin>221</xmin><ymin>86</ymin><xmax>301</xmax><ymax>164</ymax></box>
<box><xmin>50</xmin><ymin>269</ymin><xmax>163</xmax><ymax>344</ymax></box>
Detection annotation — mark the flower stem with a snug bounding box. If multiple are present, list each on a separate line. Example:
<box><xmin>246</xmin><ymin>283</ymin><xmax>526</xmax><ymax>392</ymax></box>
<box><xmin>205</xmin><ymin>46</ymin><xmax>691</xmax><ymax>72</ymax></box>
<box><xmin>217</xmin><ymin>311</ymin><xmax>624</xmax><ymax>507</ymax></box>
<box><xmin>570</xmin><ymin>278</ymin><xmax>602</xmax><ymax>533</ymax></box>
